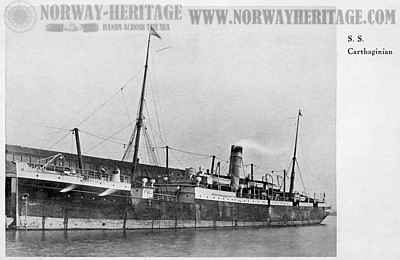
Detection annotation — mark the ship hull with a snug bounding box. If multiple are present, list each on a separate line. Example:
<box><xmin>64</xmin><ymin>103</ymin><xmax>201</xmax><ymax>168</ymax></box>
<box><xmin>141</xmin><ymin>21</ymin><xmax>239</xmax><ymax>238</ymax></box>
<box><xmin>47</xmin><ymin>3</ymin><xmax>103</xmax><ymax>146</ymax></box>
<box><xmin>6</xmin><ymin>180</ymin><xmax>329</xmax><ymax>230</ymax></box>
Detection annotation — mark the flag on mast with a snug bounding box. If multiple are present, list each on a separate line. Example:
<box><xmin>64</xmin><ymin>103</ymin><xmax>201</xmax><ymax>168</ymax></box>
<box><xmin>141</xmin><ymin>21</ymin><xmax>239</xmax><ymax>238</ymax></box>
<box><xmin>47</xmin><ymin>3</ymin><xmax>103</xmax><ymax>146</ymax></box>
<box><xmin>150</xmin><ymin>26</ymin><xmax>161</xmax><ymax>39</ymax></box>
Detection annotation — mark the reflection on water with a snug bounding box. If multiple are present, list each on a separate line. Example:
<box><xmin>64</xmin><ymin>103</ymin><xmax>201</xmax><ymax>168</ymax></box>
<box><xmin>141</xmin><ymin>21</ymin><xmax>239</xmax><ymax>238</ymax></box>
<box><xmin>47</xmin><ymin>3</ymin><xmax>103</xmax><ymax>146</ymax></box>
<box><xmin>6</xmin><ymin>216</ymin><xmax>336</xmax><ymax>257</ymax></box>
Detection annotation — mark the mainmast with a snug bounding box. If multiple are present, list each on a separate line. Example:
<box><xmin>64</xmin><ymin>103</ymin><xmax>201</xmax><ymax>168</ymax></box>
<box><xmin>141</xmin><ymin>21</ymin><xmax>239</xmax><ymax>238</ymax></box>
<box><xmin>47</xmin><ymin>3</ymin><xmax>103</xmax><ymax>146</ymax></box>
<box><xmin>130</xmin><ymin>27</ymin><xmax>160</xmax><ymax>187</ymax></box>
<box><xmin>289</xmin><ymin>109</ymin><xmax>302</xmax><ymax>198</ymax></box>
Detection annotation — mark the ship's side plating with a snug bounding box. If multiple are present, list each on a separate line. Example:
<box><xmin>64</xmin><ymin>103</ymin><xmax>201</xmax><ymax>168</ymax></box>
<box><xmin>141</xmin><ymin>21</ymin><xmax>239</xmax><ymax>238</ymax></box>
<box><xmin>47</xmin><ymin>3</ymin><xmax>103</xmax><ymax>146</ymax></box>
<box><xmin>7</xmin><ymin>179</ymin><xmax>328</xmax><ymax>230</ymax></box>
<box><xmin>5</xmin><ymin>142</ymin><xmax>329</xmax><ymax>230</ymax></box>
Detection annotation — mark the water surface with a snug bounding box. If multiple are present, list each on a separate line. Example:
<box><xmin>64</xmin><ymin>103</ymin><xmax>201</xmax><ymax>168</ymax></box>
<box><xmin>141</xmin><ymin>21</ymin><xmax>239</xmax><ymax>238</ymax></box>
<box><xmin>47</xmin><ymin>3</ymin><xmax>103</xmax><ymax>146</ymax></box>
<box><xmin>6</xmin><ymin>216</ymin><xmax>336</xmax><ymax>257</ymax></box>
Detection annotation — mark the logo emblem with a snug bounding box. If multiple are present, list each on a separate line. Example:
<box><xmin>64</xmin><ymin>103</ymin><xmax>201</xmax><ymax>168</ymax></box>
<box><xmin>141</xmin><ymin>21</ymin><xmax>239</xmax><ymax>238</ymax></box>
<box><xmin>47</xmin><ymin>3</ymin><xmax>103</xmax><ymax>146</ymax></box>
<box><xmin>4</xmin><ymin>0</ymin><xmax>36</xmax><ymax>33</ymax></box>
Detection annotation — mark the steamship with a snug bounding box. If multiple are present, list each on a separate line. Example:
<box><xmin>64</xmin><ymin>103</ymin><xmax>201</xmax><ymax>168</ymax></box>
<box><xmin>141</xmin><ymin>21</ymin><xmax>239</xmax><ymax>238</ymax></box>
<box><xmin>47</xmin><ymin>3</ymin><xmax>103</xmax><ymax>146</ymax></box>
<box><xmin>5</xmin><ymin>28</ymin><xmax>330</xmax><ymax>230</ymax></box>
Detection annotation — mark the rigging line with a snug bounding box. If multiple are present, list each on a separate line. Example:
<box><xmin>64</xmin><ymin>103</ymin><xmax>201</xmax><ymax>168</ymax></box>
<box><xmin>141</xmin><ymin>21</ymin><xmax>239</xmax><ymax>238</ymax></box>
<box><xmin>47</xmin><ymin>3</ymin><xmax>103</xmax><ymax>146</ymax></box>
<box><xmin>119</xmin><ymin>89</ymin><xmax>135</xmax><ymax>130</ymax></box>
<box><xmin>143</xmin><ymin>133</ymin><xmax>152</xmax><ymax>164</ymax></box>
<box><xmin>143</xmin><ymin>100</ymin><xmax>155</xmax><ymax>137</ymax></box>
<box><xmin>143</xmin><ymin>100</ymin><xmax>161</xmax><ymax>155</ymax></box>
<box><xmin>144</xmin><ymin>127</ymin><xmax>161</xmax><ymax>165</ymax></box>
<box><xmin>32</xmin><ymin>123</ymin><xmax>71</xmax><ymax>131</ymax></box>
<box><xmin>76</xmin><ymin>90</ymin><xmax>121</xmax><ymax>127</ymax></box>
<box><xmin>121</xmin><ymin>99</ymin><xmax>142</xmax><ymax>161</ymax></box>
<box><xmin>148</xmin><ymin>128</ymin><xmax>161</xmax><ymax>163</ymax></box>
<box><xmin>47</xmin><ymin>130</ymin><xmax>72</xmax><ymax>150</ymax></box>
<box><xmin>262</xmin><ymin>170</ymin><xmax>281</xmax><ymax>174</ymax></box>
<box><xmin>155</xmin><ymin>145</ymin><xmax>226</xmax><ymax>163</ymax></box>
<box><xmin>85</xmin><ymin>123</ymin><xmax>132</xmax><ymax>153</ymax></box>
<box><xmin>70</xmin><ymin>131</ymin><xmax>74</xmax><ymax>154</ymax></box>
<box><xmin>154</xmin><ymin>100</ymin><xmax>166</xmax><ymax>145</ymax></box>
<box><xmin>79</xmin><ymin>129</ymin><xmax>126</xmax><ymax>145</ymax></box>
<box><xmin>76</xmin><ymin>72</ymin><xmax>142</xmax><ymax>127</ymax></box>
<box><xmin>39</xmin><ymin>129</ymin><xmax>69</xmax><ymax>136</ymax></box>
<box><xmin>120</xmin><ymin>72</ymin><xmax>146</xmax><ymax>161</ymax></box>
<box><xmin>127</xmin><ymin>98</ymin><xmax>160</xmax><ymax>165</ymax></box>
<box><xmin>41</xmin><ymin>127</ymin><xmax>72</xmax><ymax>149</ymax></box>
<box><xmin>143</xmin><ymin>100</ymin><xmax>154</xmax><ymax>124</ymax></box>
<box><xmin>253</xmin><ymin>164</ymin><xmax>284</xmax><ymax>173</ymax></box>
<box><xmin>168</xmin><ymin>146</ymin><xmax>212</xmax><ymax>158</ymax></box>
<box><xmin>7</xmin><ymin>119</ymin><xmax>71</xmax><ymax>132</ymax></box>
<box><xmin>295</xmin><ymin>159</ymin><xmax>307</xmax><ymax>193</ymax></box>
<box><xmin>170</xmin><ymin>152</ymin><xmax>184</xmax><ymax>169</ymax></box>
<box><xmin>285</xmin><ymin>161</ymin><xmax>292</xmax><ymax>175</ymax></box>
<box><xmin>147</xmin><ymin>67</ymin><xmax>166</xmax><ymax>145</ymax></box>
<box><xmin>143</xmin><ymin>127</ymin><xmax>159</xmax><ymax>166</ymax></box>
<box><xmin>149</xmin><ymin>140</ymin><xmax>160</xmax><ymax>166</ymax></box>
<box><xmin>121</xmin><ymin>124</ymin><xmax>137</xmax><ymax>161</ymax></box>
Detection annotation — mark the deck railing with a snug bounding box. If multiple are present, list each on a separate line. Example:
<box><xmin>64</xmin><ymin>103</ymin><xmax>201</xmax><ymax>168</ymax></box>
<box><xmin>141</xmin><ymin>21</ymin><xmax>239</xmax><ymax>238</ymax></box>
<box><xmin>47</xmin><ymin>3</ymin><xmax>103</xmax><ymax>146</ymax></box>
<box><xmin>24</xmin><ymin>162</ymin><xmax>129</xmax><ymax>184</ymax></box>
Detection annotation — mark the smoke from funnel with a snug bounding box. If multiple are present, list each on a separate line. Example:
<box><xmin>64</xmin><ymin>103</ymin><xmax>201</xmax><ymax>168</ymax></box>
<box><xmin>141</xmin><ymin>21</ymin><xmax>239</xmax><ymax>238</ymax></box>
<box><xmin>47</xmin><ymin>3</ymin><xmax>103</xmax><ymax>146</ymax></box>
<box><xmin>236</xmin><ymin>139</ymin><xmax>288</xmax><ymax>155</ymax></box>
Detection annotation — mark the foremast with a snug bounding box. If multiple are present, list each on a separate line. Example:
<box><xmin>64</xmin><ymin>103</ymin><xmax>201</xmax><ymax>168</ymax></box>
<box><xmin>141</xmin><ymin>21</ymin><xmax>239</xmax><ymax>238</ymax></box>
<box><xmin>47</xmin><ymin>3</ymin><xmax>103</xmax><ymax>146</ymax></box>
<box><xmin>130</xmin><ymin>27</ymin><xmax>160</xmax><ymax>188</ymax></box>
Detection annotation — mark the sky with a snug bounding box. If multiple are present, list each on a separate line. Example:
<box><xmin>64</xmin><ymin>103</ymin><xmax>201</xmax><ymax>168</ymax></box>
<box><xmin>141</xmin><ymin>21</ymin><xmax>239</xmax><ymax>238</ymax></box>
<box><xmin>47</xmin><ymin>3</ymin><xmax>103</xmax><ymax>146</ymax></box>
<box><xmin>5</xmin><ymin>11</ymin><xmax>336</xmax><ymax>207</ymax></box>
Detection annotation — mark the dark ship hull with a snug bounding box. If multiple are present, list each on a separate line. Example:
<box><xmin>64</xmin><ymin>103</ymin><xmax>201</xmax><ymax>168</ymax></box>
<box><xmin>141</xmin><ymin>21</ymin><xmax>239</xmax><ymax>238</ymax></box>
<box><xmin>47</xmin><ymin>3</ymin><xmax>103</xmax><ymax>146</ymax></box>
<box><xmin>6</xmin><ymin>170</ymin><xmax>329</xmax><ymax>230</ymax></box>
<box><xmin>5</xmin><ymin>145</ymin><xmax>330</xmax><ymax>230</ymax></box>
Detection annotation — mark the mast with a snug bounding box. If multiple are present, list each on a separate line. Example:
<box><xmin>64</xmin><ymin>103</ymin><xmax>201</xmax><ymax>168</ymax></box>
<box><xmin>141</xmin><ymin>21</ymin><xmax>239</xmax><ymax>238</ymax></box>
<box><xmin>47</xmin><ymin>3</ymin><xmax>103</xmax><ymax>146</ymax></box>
<box><xmin>165</xmin><ymin>145</ymin><xmax>169</xmax><ymax>176</ymax></box>
<box><xmin>250</xmin><ymin>163</ymin><xmax>254</xmax><ymax>181</ymax></box>
<box><xmin>283</xmin><ymin>169</ymin><xmax>286</xmax><ymax>199</ymax></box>
<box><xmin>73</xmin><ymin>128</ymin><xmax>83</xmax><ymax>169</ymax></box>
<box><xmin>130</xmin><ymin>32</ymin><xmax>152</xmax><ymax>186</ymax></box>
<box><xmin>289</xmin><ymin>109</ymin><xmax>302</xmax><ymax>198</ymax></box>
